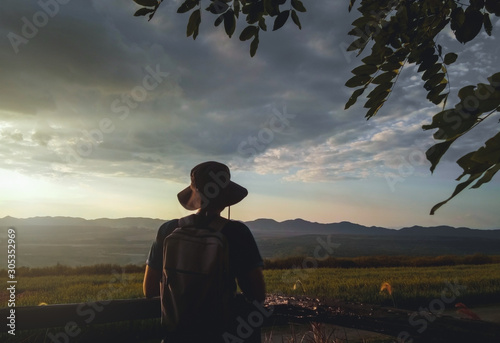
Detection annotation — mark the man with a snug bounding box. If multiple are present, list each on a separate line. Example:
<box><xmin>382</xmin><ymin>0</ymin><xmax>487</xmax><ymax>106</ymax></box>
<box><xmin>143</xmin><ymin>161</ymin><xmax>266</xmax><ymax>342</ymax></box>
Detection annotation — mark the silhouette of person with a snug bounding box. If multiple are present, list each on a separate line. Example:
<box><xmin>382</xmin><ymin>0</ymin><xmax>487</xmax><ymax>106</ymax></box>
<box><xmin>143</xmin><ymin>161</ymin><xmax>266</xmax><ymax>342</ymax></box>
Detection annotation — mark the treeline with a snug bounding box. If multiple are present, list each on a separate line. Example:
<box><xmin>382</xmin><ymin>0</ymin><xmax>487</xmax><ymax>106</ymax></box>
<box><xmin>263</xmin><ymin>253</ymin><xmax>500</xmax><ymax>269</ymax></box>
<box><xmin>9</xmin><ymin>263</ymin><xmax>145</xmax><ymax>277</ymax></box>
<box><xmin>3</xmin><ymin>254</ymin><xmax>499</xmax><ymax>277</ymax></box>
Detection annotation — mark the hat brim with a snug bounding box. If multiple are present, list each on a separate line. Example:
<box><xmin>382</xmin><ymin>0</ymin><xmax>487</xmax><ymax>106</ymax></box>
<box><xmin>177</xmin><ymin>181</ymin><xmax>248</xmax><ymax>211</ymax></box>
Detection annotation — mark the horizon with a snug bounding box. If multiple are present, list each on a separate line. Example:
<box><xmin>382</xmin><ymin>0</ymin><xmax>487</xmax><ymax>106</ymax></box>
<box><xmin>1</xmin><ymin>2</ymin><xmax>500</xmax><ymax>230</ymax></box>
<box><xmin>2</xmin><ymin>214</ymin><xmax>499</xmax><ymax>231</ymax></box>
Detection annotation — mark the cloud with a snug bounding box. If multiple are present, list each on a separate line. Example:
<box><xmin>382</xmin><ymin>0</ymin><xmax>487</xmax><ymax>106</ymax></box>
<box><xmin>1</xmin><ymin>0</ymin><xmax>499</xmax><ymax>191</ymax></box>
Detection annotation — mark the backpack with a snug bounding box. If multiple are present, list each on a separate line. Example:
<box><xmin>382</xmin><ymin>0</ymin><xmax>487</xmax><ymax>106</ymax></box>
<box><xmin>160</xmin><ymin>214</ymin><xmax>234</xmax><ymax>332</ymax></box>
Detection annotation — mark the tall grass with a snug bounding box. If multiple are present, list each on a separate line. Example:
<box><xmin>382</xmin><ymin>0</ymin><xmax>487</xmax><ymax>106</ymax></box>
<box><xmin>264</xmin><ymin>263</ymin><xmax>500</xmax><ymax>309</ymax></box>
<box><xmin>4</xmin><ymin>263</ymin><xmax>500</xmax><ymax>310</ymax></box>
<box><xmin>4</xmin><ymin>272</ymin><xmax>144</xmax><ymax>307</ymax></box>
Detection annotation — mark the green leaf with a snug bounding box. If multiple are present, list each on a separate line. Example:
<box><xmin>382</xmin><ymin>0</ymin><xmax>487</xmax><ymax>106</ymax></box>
<box><xmin>422</xmin><ymin>64</ymin><xmax>443</xmax><ymax>81</ymax></box>
<box><xmin>291</xmin><ymin>0</ymin><xmax>307</xmax><ymax>13</ymax></box>
<box><xmin>214</xmin><ymin>14</ymin><xmax>224</xmax><ymax>27</ymax></box>
<box><xmin>345</xmin><ymin>87</ymin><xmax>365</xmax><ymax>110</ymax></box>
<box><xmin>133</xmin><ymin>0</ymin><xmax>158</xmax><ymax>7</ymax></box>
<box><xmin>348</xmin><ymin>0</ymin><xmax>357</xmax><ymax>12</ymax></box>
<box><xmin>379</xmin><ymin>61</ymin><xmax>403</xmax><ymax>72</ymax></box>
<box><xmin>488</xmin><ymin>72</ymin><xmax>500</xmax><ymax>89</ymax></box>
<box><xmin>273</xmin><ymin>10</ymin><xmax>290</xmax><ymax>31</ymax></box>
<box><xmin>431</xmin><ymin>152</ymin><xmax>497</xmax><ymax>215</ymax></box>
<box><xmin>475</xmin><ymin>85</ymin><xmax>500</xmax><ymax>112</ymax></box>
<box><xmin>470</xmin><ymin>0</ymin><xmax>486</xmax><ymax>9</ymax></box>
<box><xmin>234</xmin><ymin>0</ymin><xmax>240</xmax><ymax>18</ymax></box>
<box><xmin>451</xmin><ymin>7</ymin><xmax>465</xmax><ymax>31</ymax></box>
<box><xmin>187</xmin><ymin>9</ymin><xmax>201</xmax><ymax>39</ymax></box>
<box><xmin>425</xmin><ymin>139</ymin><xmax>456</xmax><ymax>174</ymax></box>
<box><xmin>250</xmin><ymin>35</ymin><xmax>259</xmax><ymax>57</ymax></box>
<box><xmin>454</xmin><ymin>8</ymin><xmax>483</xmax><ymax>43</ymax></box>
<box><xmin>436</xmin><ymin>115</ymin><xmax>477</xmax><ymax>141</ymax></box>
<box><xmin>486</xmin><ymin>0</ymin><xmax>500</xmax><ymax>15</ymax></box>
<box><xmin>291</xmin><ymin>10</ymin><xmax>301</xmax><ymax>30</ymax></box>
<box><xmin>472</xmin><ymin>163</ymin><xmax>500</xmax><ymax>189</ymax></box>
<box><xmin>425</xmin><ymin>105</ymin><xmax>477</xmax><ymax>140</ymax></box>
<box><xmin>259</xmin><ymin>18</ymin><xmax>267</xmax><ymax>31</ymax></box>
<box><xmin>372</xmin><ymin>71</ymin><xmax>397</xmax><ymax>85</ymax></box>
<box><xmin>444</xmin><ymin>53</ymin><xmax>458</xmax><ymax>65</ymax></box>
<box><xmin>178</xmin><ymin>0</ymin><xmax>198</xmax><ymax>13</ymax></box>
<box><xmin>364</xmin><ymin>88</ymin><xmax>389</xmax><ymax>109</ymax></box>
<box><xmin>364</xmin><ymin>101</ymin><xmax>385</xmax><ymax>119</ymax></box>
<box><xmin>239</xmin><ymin>25</ymin><xmax>258</xmax><ymax>41</ymax></box>
<box><xmin>206</xmin><ymin>1</ymin><xmax>229</xmax><ymax>14</ymax></box>
<box><xmin>483</xmin><ymin>13</ymin><xmax>493</xmax><ymax>36</ymax></box>
<box><xmin>471</xmin><ymin>132</ymin><xmax>500</xmax><ymax>165</ymax></box>
<box><xmin>424</xmin><ymin>73</ymin><xmax>446</xmax><ymax>91</ymax></box>
<box><xmin>417</xmin><ymin>54</ymin><xmax>439</xmax><ymax>72</ymax></box>
<box><xmin>426</xmin><ymin>85</ymin><xmax>448</xmax><ymax>105</ymax></box>
<box><xmin>351</xmin><ymin>64</ymin><xmax>378</xmax><ymax>76</ymax></box>
<box><xmin>345</xmin><ymin>74</ymin><xmax>371</xmax><ymax>88</ymax></box>
<box><xmin>368</xmin><ymin>82</ymin><xmax>392</xmax><ymax>98</ymax></box>
<box><xmin>361</xmin><ymin>54</ymin><xmax>385</xmax><ymax>65</ymax></box>
<box><xmin>264</xmin><ymin>0</ymin><xmax>279</xmax><ymax>17</ymax></box>
<box><xmin>223</xmin><ymin>9</ymin><xmax>236</xmax><ymax>38</ymax></box>
<box><xmin>457</xmin><ymin>152</ymin><xmax>491</xmax><ymax>179</ymax></box>
<box><xmin>134</xmin><ymin>8</ymin><xmax>154</xmax><ymax>16</ymax></box>
<box><xmin>347</xmin><ymin>37</ymin><xmax>368</xmax><ymax>53</ymax></box>
<box><xmin>458</xmin><ymin>85</ymin><xmax>476</xmax><ymax>101</ymax></box>
<box><xmin>430</xmin><ymin>147</ymin><xmax>496</xmax><ymax>214</ymax></box>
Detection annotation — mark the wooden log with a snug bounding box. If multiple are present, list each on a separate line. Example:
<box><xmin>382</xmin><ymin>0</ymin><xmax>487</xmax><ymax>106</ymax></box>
<box><xmin>264</xmin><ymin>296</ymin><xmax>500</xmax><ymax>343</ymax></box>
<box><xmin>2</xmin><ymin>298</ymin><xmax>160</xmax><ymax>331</ymax></box>
<box><xmin>1</xmin><ymin>295</ymin><xmax>499</xmax><ymax>342</ymax></box>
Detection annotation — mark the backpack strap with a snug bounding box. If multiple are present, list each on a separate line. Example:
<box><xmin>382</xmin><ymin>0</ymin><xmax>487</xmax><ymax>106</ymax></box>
<box><xmin>208</xmin><ymin>216</ymin><xmax>230</xmax><ymax>232</ymax></box>
<box><xmin>177</xmin><ymin>214</ymin><xmax>197</xmax><ymax>228</ymax></box>
<box><xmin>177</xmin><ymin>214</ymin><xmax>229</xmax><ymax>232</ymax></box>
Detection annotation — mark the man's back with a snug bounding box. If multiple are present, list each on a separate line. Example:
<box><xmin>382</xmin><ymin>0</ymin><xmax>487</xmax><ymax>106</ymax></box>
<box><xmin>143</xmin><ymin>161</ymin><xmax>266</xmax><ymax>342</ymax></box>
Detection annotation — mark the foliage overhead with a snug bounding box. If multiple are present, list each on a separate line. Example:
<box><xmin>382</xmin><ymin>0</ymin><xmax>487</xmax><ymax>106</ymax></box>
<box><xmin>133</xmin><ymin>0</ymin><xmax>500</xmax><ymax>214</ymax></box>
<box><xmin>344</xmin><ymin>0</ymin><xmax>500</xmax><ymax>214</ymax></box>
<box><xmin>133</xmin><ymin>0</ymin><xmax>306</xmax><ymax>56</ymax></box>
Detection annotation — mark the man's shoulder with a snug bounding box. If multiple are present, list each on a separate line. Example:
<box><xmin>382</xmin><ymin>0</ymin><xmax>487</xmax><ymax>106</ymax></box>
<box><xmin>222</xmin><ymin>219</ymin><xmax>253</xmax><ymax>236</ymax></box>
<box><xmin>160</xmin><ymin>218</ymin><xmax>180</xmax><ymax>228</ymax></box>
<box><xmin>225</xmin><ymin>219</ymin><xmax>248</xmax><ymax>229</ymax></box>
<box><xmin>156</xmin><ymin>219</ymin><xmax>180</xmax><ymax>240</ymax></box>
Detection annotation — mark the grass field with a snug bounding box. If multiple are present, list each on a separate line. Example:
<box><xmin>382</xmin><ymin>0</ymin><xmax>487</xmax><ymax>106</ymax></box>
<box><xmin>265</xmin><ymin>263</ymin><xmax>500</xmax><ymax>309</ymax></box>
<box><xmin>4</xmin><ymin>263</ymin><xmax>500</xmax><ymax>310</ymax></box>
<box><xmin>2</xmin><ymin>262</ymin><xmax>500</xmax><ymax>343</ymax></box>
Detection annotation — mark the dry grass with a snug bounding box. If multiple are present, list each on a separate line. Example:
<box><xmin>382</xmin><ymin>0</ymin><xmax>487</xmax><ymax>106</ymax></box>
<box><xmin>262</xmin><ymin>322</ymin><xmax>389</xmax><ymax>343</ymax></box>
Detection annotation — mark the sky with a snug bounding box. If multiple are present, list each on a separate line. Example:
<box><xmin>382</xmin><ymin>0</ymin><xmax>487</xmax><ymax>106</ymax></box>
<box><xmin>0</xmin><ymin>0</ymin><xmax>499</xmax><ymax>229</ymax></box>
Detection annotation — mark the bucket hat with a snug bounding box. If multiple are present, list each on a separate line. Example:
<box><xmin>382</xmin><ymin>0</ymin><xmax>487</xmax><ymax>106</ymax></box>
<box><xmin>177</xmin><ymin>161</ymin><xmax>248</xmax><ymax>211</ymax></box>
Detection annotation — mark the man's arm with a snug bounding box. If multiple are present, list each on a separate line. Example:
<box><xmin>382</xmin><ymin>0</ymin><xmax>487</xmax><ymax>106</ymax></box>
<box><xmin>237</xmin><ymin>266</ymin><xmax>266</xmax><ymax>303</ymax></box>
<box><xmin>143</xmin><ymin>264</ymin><xmax>162</xmax><ymax>298</ymax></box>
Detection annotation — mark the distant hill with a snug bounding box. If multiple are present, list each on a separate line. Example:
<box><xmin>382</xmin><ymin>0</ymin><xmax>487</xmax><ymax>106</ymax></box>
<box><xmin>0</xmin><ymin>216</ymin><xmax>165</xmax><ymax>229</ymax></box>
<box><xmin>397</xmin><ymin>225</ymin><xmax>500</xmax><ymax>238</ymax></box>
<box><xmin>1</xmin><ymin>216</ymin><xmax>499</xmax><ymax>267</ymax></box>
<box><xmin>245</xmin><ymin>218</ymin><xmax>394</xmax><ymax>237</ymax></box>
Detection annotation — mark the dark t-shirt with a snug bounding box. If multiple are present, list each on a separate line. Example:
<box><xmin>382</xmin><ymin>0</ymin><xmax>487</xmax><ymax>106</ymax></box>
<box><xmin>146</xmin><ymin>214</ymin><xmax>263</xmax><ymax>292</ymax></box>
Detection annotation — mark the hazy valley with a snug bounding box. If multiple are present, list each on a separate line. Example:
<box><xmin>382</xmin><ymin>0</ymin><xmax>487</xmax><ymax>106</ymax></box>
<box><xmin>2</xmin><ymin>216</ymin><xmax>500</xmax><ymax>267</ymax></box>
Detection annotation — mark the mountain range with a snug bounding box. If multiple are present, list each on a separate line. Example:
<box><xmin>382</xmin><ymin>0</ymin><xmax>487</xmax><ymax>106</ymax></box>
<box><xmin>1</xmin><ymin>216</ymin><xmax>499</xmax><ymax>267</ymax></box>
